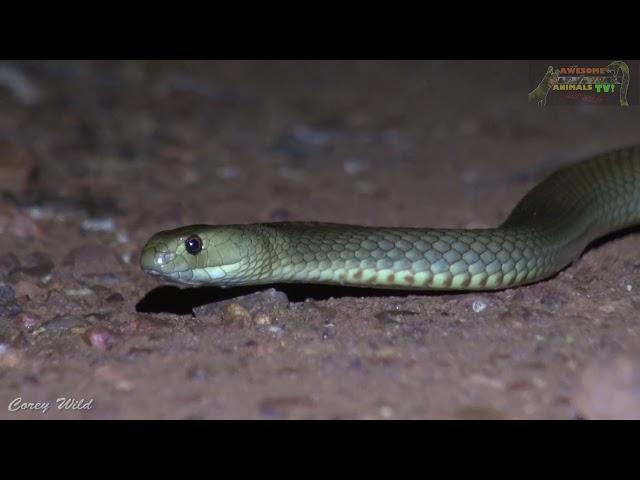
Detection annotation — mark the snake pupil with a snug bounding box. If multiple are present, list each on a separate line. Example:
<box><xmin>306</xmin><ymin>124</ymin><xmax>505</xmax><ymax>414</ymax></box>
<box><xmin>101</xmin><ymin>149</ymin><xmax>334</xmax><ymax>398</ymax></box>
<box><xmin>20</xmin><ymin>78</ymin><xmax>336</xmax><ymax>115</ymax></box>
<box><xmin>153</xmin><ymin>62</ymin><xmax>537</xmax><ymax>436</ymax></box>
<box><xmin>185</xmin><ymin>235</ymin><xmax>202</xmax><ymax>255</ymax></box>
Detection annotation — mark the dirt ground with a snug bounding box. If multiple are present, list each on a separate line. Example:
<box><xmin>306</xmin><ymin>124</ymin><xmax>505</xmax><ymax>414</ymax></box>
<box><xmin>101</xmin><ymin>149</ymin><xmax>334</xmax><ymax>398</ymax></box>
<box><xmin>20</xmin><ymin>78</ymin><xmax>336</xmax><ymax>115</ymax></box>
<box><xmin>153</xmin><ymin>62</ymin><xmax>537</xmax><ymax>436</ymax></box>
<box><xmin>1</xmin><ymin>60</ymin><xmax>640</xmax><ymax>419</ymax></box>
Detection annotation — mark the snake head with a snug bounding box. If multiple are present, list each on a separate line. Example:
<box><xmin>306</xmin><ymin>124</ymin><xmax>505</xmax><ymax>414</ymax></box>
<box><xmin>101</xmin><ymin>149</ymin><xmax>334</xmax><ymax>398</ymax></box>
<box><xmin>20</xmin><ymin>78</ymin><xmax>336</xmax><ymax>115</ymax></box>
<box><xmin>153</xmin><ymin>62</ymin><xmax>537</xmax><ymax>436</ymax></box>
<box><xmin>140</xmin><ymin>225</ymin><xmax>248</xmax><ymax>285</ymax></box>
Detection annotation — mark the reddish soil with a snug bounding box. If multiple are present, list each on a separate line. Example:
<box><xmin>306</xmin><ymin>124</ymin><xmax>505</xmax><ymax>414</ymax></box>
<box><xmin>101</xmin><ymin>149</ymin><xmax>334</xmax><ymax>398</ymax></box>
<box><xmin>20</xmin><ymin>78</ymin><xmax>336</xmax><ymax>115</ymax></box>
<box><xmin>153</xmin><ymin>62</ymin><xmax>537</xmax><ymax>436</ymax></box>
<box><xmin>1</xmin><ymin>60</ymin><xmax>639</xmax><ymax>419</ymax></box>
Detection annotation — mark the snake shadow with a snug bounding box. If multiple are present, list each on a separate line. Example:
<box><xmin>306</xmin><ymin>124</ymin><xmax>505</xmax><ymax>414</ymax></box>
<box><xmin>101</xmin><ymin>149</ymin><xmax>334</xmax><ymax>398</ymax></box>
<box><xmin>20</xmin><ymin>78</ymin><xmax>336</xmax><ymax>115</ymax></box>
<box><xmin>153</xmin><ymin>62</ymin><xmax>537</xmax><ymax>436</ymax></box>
<box><xmin>135</xmin><ymin>226</ymin><xmax>640</xmax><ymax>315</ymax></box>
<box><xmin>135</xmin><ymin>283</ymin><xmax>453</xmax><ymax>315</ymax></box>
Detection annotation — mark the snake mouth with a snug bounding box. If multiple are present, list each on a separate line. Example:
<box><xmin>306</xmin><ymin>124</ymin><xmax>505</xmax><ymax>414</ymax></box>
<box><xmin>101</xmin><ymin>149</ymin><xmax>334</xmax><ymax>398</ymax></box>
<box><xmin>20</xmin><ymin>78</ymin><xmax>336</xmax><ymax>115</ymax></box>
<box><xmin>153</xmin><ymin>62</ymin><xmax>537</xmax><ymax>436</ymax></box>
<box><xmin>140</xmin><ymin>245</ymin><xmax>183</xmax><ymax>281</ymax></box>
<box><xmin>141</xmin><ymin>265</ymin><xmax>186</xmax><ymax>284</ymax></box>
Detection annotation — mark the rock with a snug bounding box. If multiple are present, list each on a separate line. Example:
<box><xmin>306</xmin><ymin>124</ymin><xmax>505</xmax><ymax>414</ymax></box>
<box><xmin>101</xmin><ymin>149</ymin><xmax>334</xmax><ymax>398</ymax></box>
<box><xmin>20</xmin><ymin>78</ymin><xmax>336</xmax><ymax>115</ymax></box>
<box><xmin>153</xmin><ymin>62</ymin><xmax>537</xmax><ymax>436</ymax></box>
<box><xmin>221</xmin><ymin>303</ymin><xmax>251</xmax><ymax>326</ymax></box>
<box><xmin>44</xmin><ymin>315</ymin><xmax>88</xmax><ymax>333</ymax></box>
<box><xmin>80</xmin><ymin>217</ymin><xmax>116</xmax><ymax>232</ymax></box>
<box><xmin>193</xmin><ymin>288</ymin><xmax>289</xmax><ymax>319</ymax></box>
<box><xmin>82</xmin><ymin>326</ymin><xmax>121</xmax><ymax>350</ymax></box>
<box><xmin>0</xmin><ymin>283</ymin><xmax>21</xmax><ymax>318</ymax></box>
<box><xmin>13</xmin><ymin>312</ymin><xmax>42</xmax><ymax>331</ymax></box>
<box><xmin>105</xmin><ymin>292</ymin><xmax>125</xmax><ymax>303</ymax></box>
<box><xmin>253</xmin><ymin>313</ymin><xmax>272</xmax><ymax>326</ymax></box>
<box><xmin>187</xmin><ymin>365</ymin><xmax>213</xmax><ymax>383</ymax></box>
<box><xmin>0</xmin><ymin>283</ymin><xmax>16</xmax><ymax>303</ymax></box>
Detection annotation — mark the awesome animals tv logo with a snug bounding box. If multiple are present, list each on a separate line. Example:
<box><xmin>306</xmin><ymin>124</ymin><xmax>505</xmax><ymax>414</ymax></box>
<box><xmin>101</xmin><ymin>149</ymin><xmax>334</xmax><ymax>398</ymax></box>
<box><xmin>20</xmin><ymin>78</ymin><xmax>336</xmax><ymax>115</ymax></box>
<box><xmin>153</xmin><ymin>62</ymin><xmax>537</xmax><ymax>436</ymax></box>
<box><xmin>528</xmin><ymin>61</ymin><xmax>631</xmax><ymax>106</ymax></box>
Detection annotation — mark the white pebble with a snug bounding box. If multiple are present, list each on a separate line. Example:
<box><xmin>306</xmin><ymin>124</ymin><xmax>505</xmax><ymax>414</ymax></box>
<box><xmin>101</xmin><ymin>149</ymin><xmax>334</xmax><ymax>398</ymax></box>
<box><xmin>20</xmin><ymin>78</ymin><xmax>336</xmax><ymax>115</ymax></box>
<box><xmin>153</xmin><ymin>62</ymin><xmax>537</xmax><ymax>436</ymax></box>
<box><xmin>64</xmin><ymin>288</ymin><xmax>94</xmax><ymax>297</ymax></box>
<box><xmin>116</xmin><ymin>231</ymin><xmax>130</xmax><ymax>244</ymax></box>
<box><xmin>267</xmin><ymin>326</ymin><xmax>283</xmax><ymax>336</ymax></box>
<box><xmin>81</xmin><ymin>217</ymin><xmax>116</xmax><ymax>232</ymax></box>
<box><xmin>472</xmin><ymin>299</ymin><xmax>488</xmax><ymax>313</ymax></box>
<box><xmin>343</xmin><ymin>158</ymin><xmax>368</xmax><ymax>176</ymax></box>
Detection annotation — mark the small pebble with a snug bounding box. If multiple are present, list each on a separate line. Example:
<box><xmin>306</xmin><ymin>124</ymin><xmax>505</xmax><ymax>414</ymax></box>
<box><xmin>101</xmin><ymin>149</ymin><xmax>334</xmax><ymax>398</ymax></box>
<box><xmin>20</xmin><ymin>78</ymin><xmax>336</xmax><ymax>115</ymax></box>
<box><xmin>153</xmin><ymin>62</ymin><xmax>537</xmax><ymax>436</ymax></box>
<box><xmin>472</xmin><ymin>299</ymin><xmax>488</xmax><ymax>313</ymax></box>
<box><xmin>116</xmin><ymin>231</ymin><xmax>130</xmax><ymax>244</ymax></box>
<box><xmin>187</xmin><ymin>365</ymin><xmax>212</xmax><ymax>383</ymax></box>
<box><xmin>373</xmin><ymin>347</ymin><xmax>402</xmax><ymax>362</ymax></box>
<box><xmin>221</xmin><ymin>303</ymin><xmax>251</xmax><ymax>326</ymax></box>
<box><xmin>82</xmin><ymin>326</ymin><xmax>121</xmax><ymax>350</ymax></box>
<box><xmin>267</xmin><ymin>325</ymin><xmax>284</xmax><ymax>336</ymax></box>
<box><xmin>194</xmin><ymin>288</ymin><xmax>289</xmax><ymax>318</ymax></box>
<box><xmin>0</xmin><ymin>283</ymin><xmax>21</xmax><ymax>317</ymax></box>
<box><xmin>44</xmin><ymin>315</ymin><xmax>86</xmax><ymax>334</ymax></box>
<box><xmin>13</xmin><ymin>312</ymin><xmax>42</xmax><ymax>331</ymax></box>
<box><xmin>80</xmin><ymin>217</ymin><xmax>116</xmax><ymax>232</ymax></box>
<box><xmin>64</xmin><ymin>287</ymin><xmax>94</xmax><ymax>297</ymax></box>
<box><xmin>253</xmin><ymin>313</ymin><xmax>272</xmax><ymax>326</ymax></box>
<box><xmin>105</xmin><ymin>292</ymin><xmax>125</xmax><ymax>303</ymax></box>
<box><xmin>0</xmin><ymin>283</ymin><xmax>16</xmax><ymax>302</ymax></box>
<box><xmin>343</xmin><ymin>158</ymin><xmax>369</xmax><ymax>176</ymax></box>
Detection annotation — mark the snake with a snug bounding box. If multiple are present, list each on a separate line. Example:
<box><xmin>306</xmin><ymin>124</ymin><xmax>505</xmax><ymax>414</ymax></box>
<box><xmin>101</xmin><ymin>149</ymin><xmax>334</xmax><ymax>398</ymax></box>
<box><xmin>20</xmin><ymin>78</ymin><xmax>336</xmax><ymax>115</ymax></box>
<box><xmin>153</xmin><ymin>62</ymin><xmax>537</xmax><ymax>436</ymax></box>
<box><xmin>141</xmin><ymin>145</ymin><xmax>640</xmax><ymax>291</ymax></box>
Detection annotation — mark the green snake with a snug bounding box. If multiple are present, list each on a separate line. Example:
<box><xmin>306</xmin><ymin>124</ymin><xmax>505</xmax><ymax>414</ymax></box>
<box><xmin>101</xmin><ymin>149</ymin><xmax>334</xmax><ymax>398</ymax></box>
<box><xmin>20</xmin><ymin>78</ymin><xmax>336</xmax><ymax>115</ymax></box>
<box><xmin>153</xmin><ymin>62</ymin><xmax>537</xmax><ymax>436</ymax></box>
<box><xmin>141</xmin><ymin>145</ymin><xmax>640</xmax><ymax>291</ymax></box>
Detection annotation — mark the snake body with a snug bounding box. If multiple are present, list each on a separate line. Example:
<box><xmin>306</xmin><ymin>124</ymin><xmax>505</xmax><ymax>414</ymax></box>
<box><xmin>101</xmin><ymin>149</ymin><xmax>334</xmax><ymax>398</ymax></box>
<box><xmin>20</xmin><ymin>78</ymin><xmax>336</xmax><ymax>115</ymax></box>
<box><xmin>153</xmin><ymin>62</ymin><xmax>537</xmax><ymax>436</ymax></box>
<box><xmin>141</xmin><ymin>145</ymin><xmax>640</xmax><ymax>290</ymax></box>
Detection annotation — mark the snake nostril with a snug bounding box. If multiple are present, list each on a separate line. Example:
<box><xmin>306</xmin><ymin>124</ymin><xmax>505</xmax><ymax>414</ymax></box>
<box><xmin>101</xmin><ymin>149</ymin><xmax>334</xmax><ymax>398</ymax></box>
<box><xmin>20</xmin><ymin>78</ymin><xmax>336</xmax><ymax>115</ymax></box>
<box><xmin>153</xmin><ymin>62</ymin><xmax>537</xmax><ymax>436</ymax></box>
<box><xmin>160</xmin><ymin>252</ymin><xmax>176</xmax><ymax>265</ymax></box>
<box><xmin>152</xmin><ymin>251</ymin><xmax>175</xmax><ymax>267</ymax></box>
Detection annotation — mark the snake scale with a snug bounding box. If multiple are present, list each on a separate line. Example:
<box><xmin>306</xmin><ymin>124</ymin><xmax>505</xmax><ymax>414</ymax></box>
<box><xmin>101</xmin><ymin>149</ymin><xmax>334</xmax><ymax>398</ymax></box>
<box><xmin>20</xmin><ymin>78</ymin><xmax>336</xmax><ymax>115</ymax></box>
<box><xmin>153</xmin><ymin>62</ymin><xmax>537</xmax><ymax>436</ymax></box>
<box><xmin>141</xmin><ymin>145</ymin><xmax>640</xmax><ymax>291</ymax></box>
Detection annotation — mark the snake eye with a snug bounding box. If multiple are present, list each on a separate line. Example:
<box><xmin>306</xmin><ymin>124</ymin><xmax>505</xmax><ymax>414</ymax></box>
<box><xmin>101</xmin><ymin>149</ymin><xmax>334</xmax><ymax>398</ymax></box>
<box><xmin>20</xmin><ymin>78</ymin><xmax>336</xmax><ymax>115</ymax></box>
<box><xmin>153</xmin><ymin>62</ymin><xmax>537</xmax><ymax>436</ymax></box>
<box><xmin>185</xmin><ymin>235</ymin><xmax>202</xmax><ymax>255</ymax></box>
